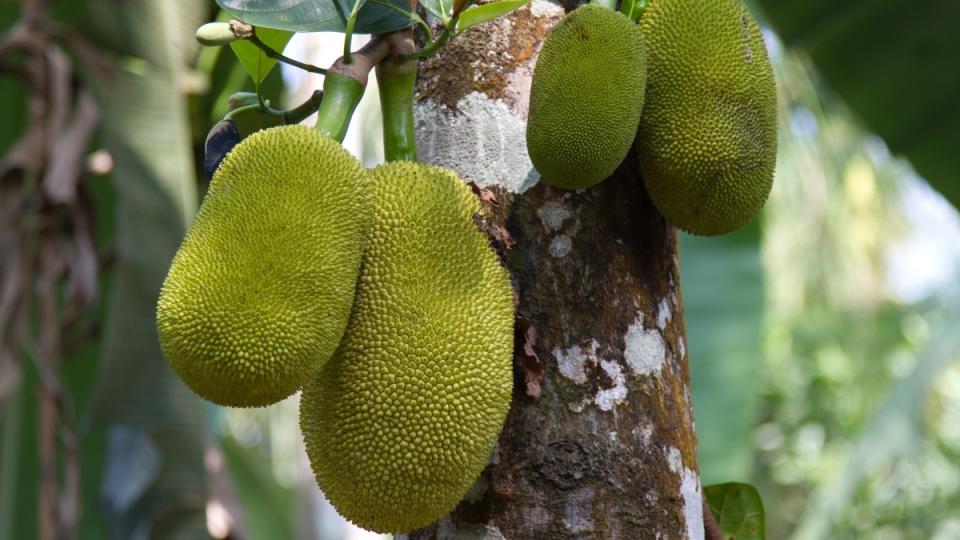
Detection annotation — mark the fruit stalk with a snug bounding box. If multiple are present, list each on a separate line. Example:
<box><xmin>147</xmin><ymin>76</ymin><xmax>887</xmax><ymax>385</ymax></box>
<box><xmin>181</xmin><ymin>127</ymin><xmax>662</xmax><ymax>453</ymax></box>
<box><xmin>314</xmin><ymin>73</ymin><xmax>365</xmax><ymax>142</ymax></box>
<box><xmin>314</xmin><ymin>37</ymin><xmax>391</xmax><ymax>142</ymax></box>
<box><xmin>376</xmin><ymin>29</ymin><xmax>419</xmax><ymax>162</ymax></box>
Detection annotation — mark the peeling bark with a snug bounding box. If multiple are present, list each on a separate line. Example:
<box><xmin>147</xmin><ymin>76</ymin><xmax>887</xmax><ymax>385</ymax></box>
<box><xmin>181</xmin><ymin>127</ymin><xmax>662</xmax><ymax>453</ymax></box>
<box><xmin>403</xmin><ymin>2</ymin><xmax>703</xmax><ymax>538</ymax></box>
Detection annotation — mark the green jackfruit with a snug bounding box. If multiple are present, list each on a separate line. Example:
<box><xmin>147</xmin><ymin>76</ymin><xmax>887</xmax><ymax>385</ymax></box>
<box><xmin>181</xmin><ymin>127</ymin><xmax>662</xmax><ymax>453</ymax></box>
<box><xmin>300</xmin><ymin>162</ymin><xmax>514</xmax><ymax>533</ymax></box>
<box><xmin>527</xmin><ymin>4</ymin><xmax>647</xmax><ymax>189</ymax></box>
<box><xmin>157</xmin><ymin>125</ymin><xmax>370</xmax><ymax>407</ymax></box>
<box><xmin>636</xmin><ymin>0</ymin><xmax>777</xmax><ymax>236</ymax></box>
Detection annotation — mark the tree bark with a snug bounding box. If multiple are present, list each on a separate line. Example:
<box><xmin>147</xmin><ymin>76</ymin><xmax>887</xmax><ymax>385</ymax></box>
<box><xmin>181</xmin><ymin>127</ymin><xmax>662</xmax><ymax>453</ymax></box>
<box><xmin>402</xmin><ymin>2</ymin><xmax>703</xmax><ymax>538</ymax></box>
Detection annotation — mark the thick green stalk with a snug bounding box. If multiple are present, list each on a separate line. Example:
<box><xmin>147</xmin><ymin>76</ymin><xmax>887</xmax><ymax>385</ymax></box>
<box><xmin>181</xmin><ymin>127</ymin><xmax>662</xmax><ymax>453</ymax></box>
<box><xmin>591</xmin><ymin>0</ymin><xmax>616</xmax><ymax>10</ymax></box>
<box><xmin>313</xmin><ymin>38</ymin><xmax>390</xmax><ymax>142</ymax></box>
<box><xmin>314</xmin><ymin>73</ymin><xmax>365</xmax><ymax>143</ymax></box>
<box><xmin>282</xmin><ymin>90</ymin><xmax>324</xmax><ymax>124</ymax></box>
<box><xmin>620</xmin><ymin>0</ymin><xmax>647</xmax><ymax>21</ymax></box>
<box><xmin>411</xmin><ymin>17</ymin><xmax>456</xmax><ymax>60</ymax></box>
<box><xmin>377</xmin><ymin>57</ymin><xmax>418</xmax><ymax>162</ymax></box>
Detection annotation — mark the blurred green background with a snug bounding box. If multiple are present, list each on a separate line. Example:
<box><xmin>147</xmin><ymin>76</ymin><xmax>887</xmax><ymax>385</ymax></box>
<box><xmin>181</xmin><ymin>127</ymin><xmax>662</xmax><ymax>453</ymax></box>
<box><xmin>1</xmin><ymin>0</ymin><xmax>959</xmax><ymax>539</ymax></box>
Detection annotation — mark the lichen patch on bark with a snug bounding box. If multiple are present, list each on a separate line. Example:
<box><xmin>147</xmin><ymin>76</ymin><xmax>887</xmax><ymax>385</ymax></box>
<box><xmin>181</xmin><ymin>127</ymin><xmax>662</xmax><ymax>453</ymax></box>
<box><xmin>552</xmin><ymin>339</ymin><xmax>597</xmax><ymax>385</ymax></box>
<box><xmin>657</xmin><ymin>298</ymin><xmax>673</xmax><ymax>330</ymax></box>
<box><xmin>624</xmin><ymin>311</ymin><xmax>667</xmax><ymax>377</ymax></box>
<box><xmin>548</xmin><ymin>235</ymin><xmax>573</xmax><ymax>258</ymax></box>
<box><xmin>537</xmin><ymin>199</ymin><xmax>574</xmax><ymax>232</ymax></box>
<box><xmin>593</xmin><ymin>359</ymin><xmax>627</xmax><ymax>411</ymax></box>
<box><xmin>667</xmin><ymin>446</ymin><xmax>705</xmax><ymax>540</ymax></box>
<box><xmin>415</xmin><ymin>94</ymin><xmax>536</xmax><ymax>192</ymax></box>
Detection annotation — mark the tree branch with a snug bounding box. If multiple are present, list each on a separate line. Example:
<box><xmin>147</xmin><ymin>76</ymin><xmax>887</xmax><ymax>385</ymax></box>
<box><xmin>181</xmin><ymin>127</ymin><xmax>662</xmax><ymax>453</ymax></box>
<box><xmin>703</xmin><ymin>487</ymin><xmax>723</xmax><ymax>540</ymax></box>
<box><xmin>230</xmin><ymin>21</ymin><xmax>328</xmax><ymax>75</ymax></box>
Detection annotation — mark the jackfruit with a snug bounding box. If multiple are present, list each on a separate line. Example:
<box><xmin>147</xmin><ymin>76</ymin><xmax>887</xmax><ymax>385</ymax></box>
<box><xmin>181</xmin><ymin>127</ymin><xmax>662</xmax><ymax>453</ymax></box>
<box><xmin>204</xmin><ymin>104</ymin><xmax>289</xmax><ymax>180</ymax></box>
<box><xmin>526</xmin><ymin>4</ymin><xmax>647</xmax><ymax>189</ymax></box>
<box><xmin>300</xmin><ymin>162</ymin><xmax>514</xmax><ymax>533</ymax></box>
<box><xmin>636</xmin><ymin>0</ymin><xmax>777</xmax><ymax>236</ymax></box>
<box><xmin>157</xmin><ymin>125</ymin><xmax>370</xmax><ymax>407</ymax></box>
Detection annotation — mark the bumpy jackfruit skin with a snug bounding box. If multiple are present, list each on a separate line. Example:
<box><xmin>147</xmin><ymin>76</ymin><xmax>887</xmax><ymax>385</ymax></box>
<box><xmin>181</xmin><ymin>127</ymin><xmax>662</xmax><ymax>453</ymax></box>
<box><xmin>526</xmin><ymin>4</ymin><xmax>647</xmax><ymax>189</ymax></box>
<box><xmin>300</xmin><ymin>162</ymin><xmax>514</xmax><ymax>533</ymax></box>
<box><xmin>636</xmin><ymin>0</ymin><xmax>777</xmax><ymax>236</ymax></box>
<box><xmin>156</xmin><ymin>125</ymin><xmax>370</xmax><ymax>407</ymax></box>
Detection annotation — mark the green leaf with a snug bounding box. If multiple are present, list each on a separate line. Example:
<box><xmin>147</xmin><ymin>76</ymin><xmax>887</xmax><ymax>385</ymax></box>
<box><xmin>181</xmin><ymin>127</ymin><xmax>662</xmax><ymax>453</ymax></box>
<box><xmin>230</xmin><ymin>27</ymin><xmax>292</xmax><ymax>85</ymax></box>
<box><xmin>755</xmin><ymin>0</ymin><xmax>960</xmax><ymax>210</ymax></box>
<box><xmin>682</xmin><ymin>225</ymin><xmax>764</xmax><ymax>485</ymax></box>
<box><xmin>704</xmin><ymin>482</ymin><xmax>766</xmax><ymax>540</ymax></box>
<box><xmin>456</xmin><ymin>0</ymin><xmax>529</xmax><ymax>32</ymax></box>
<box><xmin>421</xmin><ymin>0</ymin><xmax>451</xmax><ymax>23</ymax></box>
<box><xmin>217</xmin><ymin>0</ymin><xmax>413</xmax><ymax>35</ymax></box>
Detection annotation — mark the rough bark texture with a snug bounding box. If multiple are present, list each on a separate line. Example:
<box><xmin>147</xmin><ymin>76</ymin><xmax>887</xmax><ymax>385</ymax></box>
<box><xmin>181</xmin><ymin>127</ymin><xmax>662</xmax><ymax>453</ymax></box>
<box><xmin>402</xmin><ymin>1</ymin><xmax>703</xmax><ymax>538</ymax></box>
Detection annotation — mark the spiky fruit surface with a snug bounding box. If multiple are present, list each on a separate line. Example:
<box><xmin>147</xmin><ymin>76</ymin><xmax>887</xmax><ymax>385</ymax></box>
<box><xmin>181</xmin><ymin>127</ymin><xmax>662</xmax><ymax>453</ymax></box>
<box><xmin>527</xmin><ymin>4</ymin><xmax>647</xmax><ymax>189</ymax></box>
<box><xmin>636</xmin><ymin>0</ymin><xmax>777</xmax><ymax>236</ymax></box>
<box><xmin>157</xmin><ymin>125</ymin><xmax>370</xmax><ymax>407</ymax></box>
<box><xmin>300</xmin><ymin>162</ymin><xmax>514</xmax><ymax>533</ymax></box>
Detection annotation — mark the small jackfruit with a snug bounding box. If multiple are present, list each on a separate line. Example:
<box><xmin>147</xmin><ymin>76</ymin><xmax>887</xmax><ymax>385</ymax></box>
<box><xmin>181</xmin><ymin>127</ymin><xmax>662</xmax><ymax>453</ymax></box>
<box><xmin>195</xmin><ymin>22</ymin><xmax>238</xmax><ymax>46</ymax></box>
<box><xmin>527</xmin><ymin>4</ymin><xmax>647</xmax><ymax>189</ymax></box>
<box><xmin>300</xmin><ymin>162</ymin><xmax>514</xmax><ymax>533</ymax></box>
<box><xmin>157</xmin><ymin>125</ymin><xmax>370</xmax><ymax>407</ymax></box>
<box><xmin>636</xmin><ymin>0</ymin><xmax>777</xmax><ymax>236</ymax></box>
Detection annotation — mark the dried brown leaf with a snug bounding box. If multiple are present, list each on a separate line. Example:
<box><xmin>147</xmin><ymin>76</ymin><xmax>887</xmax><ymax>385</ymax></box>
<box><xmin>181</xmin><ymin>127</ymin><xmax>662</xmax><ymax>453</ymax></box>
<box><xmin>467</xmin><ymin>181</ymin><xmax>500</xmax><ymax>208</ymax></box>
<box><xmin>515</xmin><ymin>315</ymin><xmax>544</xmax><ymax>399</ymax></box>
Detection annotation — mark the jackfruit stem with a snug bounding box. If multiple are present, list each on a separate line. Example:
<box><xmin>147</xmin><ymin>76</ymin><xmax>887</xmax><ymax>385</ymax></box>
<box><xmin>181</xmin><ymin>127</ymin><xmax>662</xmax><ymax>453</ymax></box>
<box><xmin>282</xmin><ymin>90</ymin><xmax>324</xmax><ymax>124</ymax></box>
<box><xmin>377</xmin><ymin>30</ymin><xmax>418</xmax><ymax>162</ymax></box>
<box><xmin>223</xmin><ymin>90</ymin><xmax>321</xmax><ymax>134</ymax></box>
<box><xmin>407</xmin><ymin>16</ymin><xmax>457</xmax><ymax>60</ymax></box>
<box><xmin>314</xmin><ymin>73</ymin><xmax>365</xmax><ymax>143</ymax></box>
<box><xmin>590</xmin><ymin>0</ymin><xmax>616</xmax><ymax>10</ymax></box>
<box><xmin>619</xmin><ymin>0</ymin><xmax>647</xmax><ymax>22</ymax></box>
<box><xmin>370</xmin><ymin>0</ymin><xmax>435</xmax><ymax>43</ymax></box>
<box><xmin>313</xmin><ymin>37</ymin><xmax>392</xmax><ymax>141</ymax></box>
<box><xmin>232</xmin><ymin>22</ymin><xmax>328</xmax><ymax>75</ymax></box>
<box><xmin>342</xmin><ymin>0</ymin><xmax>364</xmax><ymax>64</ymax></box>
<box><xmin>227</xmin><ymin>104</ymin><xmax>283</xmax><ymax>136</ymax></box>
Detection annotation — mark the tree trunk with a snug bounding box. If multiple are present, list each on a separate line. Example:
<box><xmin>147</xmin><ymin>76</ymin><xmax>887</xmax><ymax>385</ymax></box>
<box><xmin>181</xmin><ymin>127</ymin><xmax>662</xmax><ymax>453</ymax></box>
<box><xmin>402</xmin><ymin>2</ymin><xmax>703</xmax><ymax>538</ymax></box>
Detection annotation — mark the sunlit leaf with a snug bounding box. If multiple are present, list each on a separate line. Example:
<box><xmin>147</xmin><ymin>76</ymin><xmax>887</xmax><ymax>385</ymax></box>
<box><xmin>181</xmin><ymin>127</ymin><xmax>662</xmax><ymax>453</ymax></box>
<box><xmin>456</xmin><ymin>0</ymin><xmax>529</xmax><ymax>32</ymax></box>
<box><xmin>217</xmin><ymin>0</ymin><xmax>413</xmax><ymax>35</ymax></box>
<box><xmin>704</xmin><ymin>482</ymin><xmax>766</xmax><ymax>540</ymax></box>
<box><xmin>230</xmin><ymin>27</ymin><xmax>292</xmax><ymax>84</ymax></box>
